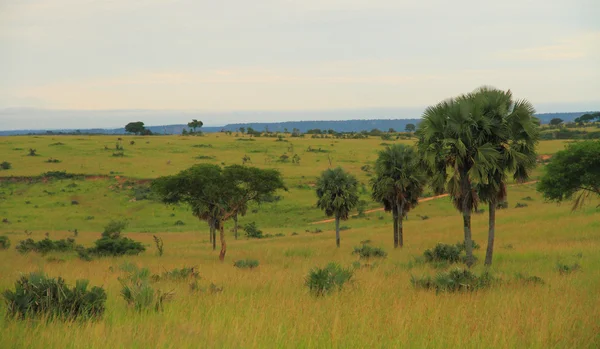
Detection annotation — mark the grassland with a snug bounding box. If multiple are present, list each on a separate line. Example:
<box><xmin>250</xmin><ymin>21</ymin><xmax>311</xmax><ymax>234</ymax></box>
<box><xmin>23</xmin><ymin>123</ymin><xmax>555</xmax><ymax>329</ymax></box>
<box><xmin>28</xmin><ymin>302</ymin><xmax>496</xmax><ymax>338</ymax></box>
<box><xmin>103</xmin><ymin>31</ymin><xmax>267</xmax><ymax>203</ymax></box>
<box><xmin>0</xmin><ymin>134</ymin><xmax>599</xmax><ymax>348</ymax></box>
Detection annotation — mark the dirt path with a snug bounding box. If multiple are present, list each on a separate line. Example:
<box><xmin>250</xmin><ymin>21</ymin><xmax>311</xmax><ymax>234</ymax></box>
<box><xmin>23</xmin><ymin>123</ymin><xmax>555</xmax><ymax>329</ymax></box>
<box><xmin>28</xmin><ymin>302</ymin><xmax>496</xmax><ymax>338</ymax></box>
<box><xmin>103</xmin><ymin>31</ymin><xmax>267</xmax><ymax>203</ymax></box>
<box><xmin>309</xmin><ymin>180</ymin><xmax>538</xmax><ymax>225</ymax></box>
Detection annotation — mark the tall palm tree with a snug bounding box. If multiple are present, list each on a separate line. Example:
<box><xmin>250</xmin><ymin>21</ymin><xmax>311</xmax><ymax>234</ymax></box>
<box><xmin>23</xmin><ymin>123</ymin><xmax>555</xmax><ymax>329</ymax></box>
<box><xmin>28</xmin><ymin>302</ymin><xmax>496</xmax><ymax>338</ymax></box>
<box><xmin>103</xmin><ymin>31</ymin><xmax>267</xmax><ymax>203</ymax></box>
<box><xmin>416</xmin><ymin>94</ymin><xmax>502</xmax><ymax>267</ymax></box>
<box><xmin>472</xmin><ymin>87</ymin><xmax>539</xmax><ymax>266</ymax></box>
<box><xmin>371</xmin><ymin>144</ymin><xmax>426</xmax><ymax>248</ymax></box>
<box><xmin>316</xmin><ymin>167</ymin><xmax>360</xmax><ymax>247</ymax></box>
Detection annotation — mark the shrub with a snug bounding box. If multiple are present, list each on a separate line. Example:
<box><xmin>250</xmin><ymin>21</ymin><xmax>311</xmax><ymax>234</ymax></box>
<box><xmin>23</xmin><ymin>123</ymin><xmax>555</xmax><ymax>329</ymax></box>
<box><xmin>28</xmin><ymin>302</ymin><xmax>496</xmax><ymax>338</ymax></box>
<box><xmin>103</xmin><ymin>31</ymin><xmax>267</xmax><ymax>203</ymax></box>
<box><xmin>352</xmin><ymin>245</ymin><xmax>387</xmax><ymax>260</ymax></box>
<box><xmin>155</xmin><ymin>266</ymin><xmax>199</xmax><ymax>281</ymax></box>
<box><xmin>556</xmin><ymin>262</ymin><xmax>580</xmax><ymax>274</ymax></box>
<box><xmin>411</xmin><ymin>268</ymin><xmax>494</xmax><ymax>293</ymax></box>
<box><xmin>423</xmin><ymin>241</ymin><xmax>480</xmax><ymax>265</ymax></box>
<box><xmin>3</xmin><ymin>272</ymin><xmax>106</xmax><ymax>321</ymax></box>
<box><xmin>174</xmin><ymin>220</ymin><xmax>185</xmax><ymax>226</ymax></box>
<box><xmin>305</xmin><ymin>263</ymin><xmax>353</xmax><ymax>296</ymax></box>
<box><xmin>0</xmin><ymin>161</ymin><xmax>11</xmax><ymax>170</ymax></box>
<box><xmin>291</xmin><ymin>232</ymin><xmax>299</xmax><ymax>236</ymax></box>
<box><xmin>89</xmin><ymin>236</ymin><xmax>145</xmax><ymax>257</ymax></box>
<box><xmin>28</xmin><ymin>148</ymin><xmax>37</xmax><ymax>156</ymax></box>
<box><xmin>244</xmin><ymin>222</ymin><xmax>263</xmax><ymax>239</ymax></box>
<box><xmin>112</xmin><ymin>151</ymin><xmax>125</xmax><ymax>157</ymax></box>
<box><xmin>496</xmin><ymin>201</ymin><xmax>509</xmax><ymax>209</ymax></box>
<box><xmin>42</xmin><ymin>171</ymin><xmax>82</xmax><ymax>180</ymax></box>
<box><xmin>521</xmin><ymin>196</ymin><xmax>534</xmax><ymax>201</ymax></box>
<box><xmin>195</xmin><ymin>155</ymin><xmax>215</xmax><ymax>160</ymax></box>
<box><xmin>515</xmin><ymin>202</ymin><xmax>528</xmax><ymax>208</ymax></box>
<box><xmin>233</xmin><ymin>259</ymin><xmax>259</xmax><ymax>269</ymax></box>
<box><xmin>46</xmin><ymin>158</ymin><xmax>61</xmax><ymax>163</ymax></box>
<box><xmin>71</xmin><ymin>200</ymin><xmax>79</xmax><ymax>205</ymax></box>
<box><xmin>103</xmin><ymin>220</ymin><xmax>127</xmax><ymax>239</ymax></box>
<box><xmin>514</xmin><ymin>273</ymin><xmax>545</xmax><ymax>285</ymax></box>
<box><xmin>15</xmin><ymin>237</ymin><xmax>77</xmax><ymax>254</ymax></box>
<box><xmin>0</xmin><ymin>235</ymin><xmax>10</xmax><ymax>249</ymax></box>
<box><xmin>118</xmin><ymin>265</ymin><xmax>173</xmax><ymax>312</ymax></box>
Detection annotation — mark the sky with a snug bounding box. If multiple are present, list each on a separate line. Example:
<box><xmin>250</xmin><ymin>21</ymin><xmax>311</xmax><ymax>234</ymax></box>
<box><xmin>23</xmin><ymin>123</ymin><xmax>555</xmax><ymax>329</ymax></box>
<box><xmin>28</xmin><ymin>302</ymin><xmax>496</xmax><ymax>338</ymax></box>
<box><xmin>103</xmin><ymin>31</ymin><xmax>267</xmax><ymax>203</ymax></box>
<box><xmin>1</xmin><ymin>0</ymin><xmax>599</xmax><ymax>129</ymax></box>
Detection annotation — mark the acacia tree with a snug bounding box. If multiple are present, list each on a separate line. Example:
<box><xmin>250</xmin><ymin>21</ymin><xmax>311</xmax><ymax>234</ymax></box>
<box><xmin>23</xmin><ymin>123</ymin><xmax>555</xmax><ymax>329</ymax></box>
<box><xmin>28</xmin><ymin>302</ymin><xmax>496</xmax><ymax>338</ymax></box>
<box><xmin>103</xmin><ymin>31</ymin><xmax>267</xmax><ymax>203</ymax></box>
<box><xmin>371</xmin><ymin>144</ymin><xmax>426</xmax><ymax>248</ymax></box>
<box><xmin>315</xmin><ymin>167</ymin><xmax>359</xmax><ymax>248</ymax></box>
<box><xmin>187</xmin><ymin>119</ymin><xmax>203</xmax><ymax>133</ymax></box>
<box><xmin>417</xmin><ymin>93</ymin><xmax>502</xmax><ymax>267</ymax></box>
<box><xmin>152</xmin><ymin>164</ymin><xmax>285</xmax><ymax>260</ymax></box>
<box><xmin>471</xmin><ymin>87</ymin><xmax>539</xmax><ymax>266</ymax></box>
<box><xmin>125</xmin><ymin>121</ymin><xmax>146</xmax><ymax>135</ymax></box>
<box><xmin>538</xmin><ymin>140</ymin><xmax>600</xmax><ymax>210</ymax></box>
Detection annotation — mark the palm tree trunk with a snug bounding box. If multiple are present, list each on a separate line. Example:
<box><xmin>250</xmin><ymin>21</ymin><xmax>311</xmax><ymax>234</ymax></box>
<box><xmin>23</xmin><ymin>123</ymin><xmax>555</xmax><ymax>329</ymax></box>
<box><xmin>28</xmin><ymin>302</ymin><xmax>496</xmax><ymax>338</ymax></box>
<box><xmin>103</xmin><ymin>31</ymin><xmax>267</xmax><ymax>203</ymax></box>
<box><xmin>485</xmin><ymin>201</ymin><xmax>496</xmax><ymax>266</ymax></box>
<box><xmin>335</xmin><ymin>216</ymin><xmax>340</xmax><ymax>248</ymax></box>
<box><xmin>397</xmin><ymin>203</ymin><xmax>404</xmax><ymax>248</ymax></box>
<box><xmin>208</xmin><ymin>219</ymin><xmax>213</xmax><ymax>244</ymax></box>
<box><xmin>218</xmin><ymin>220</ymin><xmax>226</xmax><ymax>261</ymax></box>
<box><xmin>233</xmin><ymin>213</ymin><xmax>238</xmax><ymax>240</ymax></box>
<box><xmin>462</xmin><ymin>207</ymin><xmax>474</xmax><ymax>267</ymax></box>
<box><xmin>392</xmin><ymin>209</ymin><xmax>399</xmax><ymax>248</ymax></box>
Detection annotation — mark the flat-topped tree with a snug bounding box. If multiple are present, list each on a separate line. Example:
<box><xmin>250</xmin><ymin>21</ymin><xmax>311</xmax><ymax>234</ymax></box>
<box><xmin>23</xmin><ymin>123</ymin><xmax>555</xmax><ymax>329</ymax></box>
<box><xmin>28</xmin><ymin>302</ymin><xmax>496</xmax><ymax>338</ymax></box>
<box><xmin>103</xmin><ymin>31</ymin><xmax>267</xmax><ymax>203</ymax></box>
<box><xmin>125</xmin><ymin>121</ymin><xmax>146</xmax><ymax>135</ymax></box>
<box><xmin>187</xmin><ymin>119</ymin><xmax>203</xmax><ymax>133</ymax></box>
<box><xmin>152</xmin><ymin>164</ymin><xmax>285</xmax><ymax>260</ymax></box>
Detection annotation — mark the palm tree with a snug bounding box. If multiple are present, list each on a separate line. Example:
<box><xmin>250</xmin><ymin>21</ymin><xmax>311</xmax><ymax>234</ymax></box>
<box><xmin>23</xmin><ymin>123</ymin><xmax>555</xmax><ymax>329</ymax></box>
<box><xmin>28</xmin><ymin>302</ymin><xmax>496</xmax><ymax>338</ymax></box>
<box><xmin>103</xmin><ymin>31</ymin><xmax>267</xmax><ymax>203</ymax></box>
<box><xmin>316</xmin><ymin>167</ymin><xmax>360</xmax><ymax>247</ymax></box>
<box><xmin>471</xmin><ymin>87</ymin><xmax>538</xmax><ymax>266</ymax></box>
<box><xmin>371</xmin><ymin>144</ymin><xmax>426</xmax><ymax>248</ymax></box>
<box><xmin>416</xmin><ymin>93</ymin><xmax>502</xmax><ymax>267</ymax></box>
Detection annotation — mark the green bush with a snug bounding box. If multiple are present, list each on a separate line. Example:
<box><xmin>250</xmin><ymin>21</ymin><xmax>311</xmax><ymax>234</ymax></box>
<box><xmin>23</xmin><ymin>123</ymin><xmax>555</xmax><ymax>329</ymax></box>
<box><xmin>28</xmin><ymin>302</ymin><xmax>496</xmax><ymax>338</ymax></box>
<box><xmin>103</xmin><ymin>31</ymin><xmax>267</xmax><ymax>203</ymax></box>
<box><xmin>154</xmin><ymin>266</ymin><xmax>199</xmax><ymax>281</ymax></box>
<box><xmin>514</xmin><ymin>202</ymin><xmax>528</xmax><ymax>208</ymax></box>
<box><xmin>411</xmin><ymin>268</ymin><xmax>494</xmax><ymax>293</ymax></box>
<box><xmin>0</xmin><ymin>161</ymin><xmax>11</xmax><ymax>170</ymax></box>
<box><xmin>423</xmin><ymin>241</ymin><xmax>480</xmax><ymax>265</ymax></box>
<box><xmin>42</xmin><ymin>171</ymin><xmax>83</xmax><ymax>180</ymax></box>
<box><xmin>557</xmin><ymin>262</ymin><xmax>580</xmax><ymax>275</ymax></box>
<box><xmin>305</xmin><ymin>263</ymin><xmax>353</xmax><ymax>296</ymax></box>
<box><xmin>352</xmin><ymin>244</ymin><xmax>387</xmax><ymax>259</ymax></box>
<box><xmin>514</xmin><ymin>273</ymin><xmax>545</xmax><ymax>285</ymax></box>
<box><xmin>118</xmin><ymin>265</ymin><xmax>173</xmax><ymax>312</ymax></box>
<box><xmin>2</xmin><ymin>272</ymin><xmax>106</xmax><ymax>321</ymax></box>
<box><xmin>15</xmin><ymin>238</ymin><xmax>77</xmax><ymax>254</ymax></box>
<box><xmin>0</xmin><ymin>235</ymin><xmax>10</xmax><ymax>249</ymax></box>
<box><xmin>88</xmin><ymin>236</ymin><xmax>145</xmax><ymax>257</ymax></box>
<box><xmin>233</xmin><ymin>259</ymin><xmax>260</xmax><ymax>269</ymax></box>
<box><xmin>103</xmin><ymin>220</ymin><xmax>127</xmax><ymax>238</ymax></box>
<box><xmin>244</xmin><ymin>222</ymin><xmax>263</xmax><ymax>239</ymax></box>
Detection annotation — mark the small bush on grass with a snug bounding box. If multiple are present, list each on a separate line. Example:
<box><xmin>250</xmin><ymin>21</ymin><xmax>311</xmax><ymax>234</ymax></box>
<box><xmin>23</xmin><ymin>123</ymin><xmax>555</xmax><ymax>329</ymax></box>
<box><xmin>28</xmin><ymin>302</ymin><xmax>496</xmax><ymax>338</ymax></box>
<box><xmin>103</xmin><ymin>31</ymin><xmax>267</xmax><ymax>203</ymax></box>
<box><xmin>119</xmin><ymin>267</ymin><xmax>173</xmax><ymax>313</ymax></box>
<box><xmin>0</xmin><ymin>161</ymin><xmax>11</xmax><ymax>170</ymax></box>
<box><xmin>244</xmin><ymin>222</ymin><xmax>263</xmax><ymax>239</ymax></box>
<box><xmin>411</xmin><ymin>268</ymin><xmax>494</xmax><ymax>293</ymax></box>
<box><xmin>521</xmin><ymin>196</ymin><xmax>534</xmax><ymax>201</ymax></box>
<box><xmin>423</xmin><ymin>241</ymin><xmax>480</xmax><ymax>265</ymax></box>
<box><xmin>79</xmin><ymin>220</ymin><xmax>145</xmax><ymax>258</ymax></box>
<box><xmin>0</xmin><ymin>235</ymin><xmax>10</xmax><ymax>249</ymax></box>
<box><xmin>557</xmin><ymin>262</ymin><xmax>580</xmax><ymax>274</ymax></box>
<box><xmin>352</xmin><ymin>245</ymin><xmax>387</xmax><ymax>260</ymax></box>
<box><xmin>42</xmin><ymin>171</ymin><xmax>83</xmax><ymax>180</ymax></box>
<box><xmin>514</xmin><ymin>273</ymin><xmax>545</xmax><ymax>285</ymax></box>
<box><xmin>154</xmin><ymin>266</ymin><xmax>199</xmax><ymax>281</ymax></box>
<box><xmin>305</xmin><ymin>263</ymin><xmax>353</xmax><ymax>296</ymax></box>
<box><xmin>496</xmin><ymin>201</ymin><xmax>509</xmax><ymax>209</ymax></box>
<box><xmin>515</xmin><ymin>202</ymin><xmax>528</xmax><ymax>208</ymax></box>
<box><xmin>15</xmin><ymin>238</ymin><xmax>77</xmax><ymax>254</ymax></box>
<box><xmin>45</xmin><ymin>158</ymin><xmax>61</xmax><ymax>163</ymax></box>
<box><xmin>234</xmin><ymin>259</ymin><xmax>259</xmax><ymax>269</ymax></box>
<box><xmin>3</xmin><ymin>272</ymin><xmax>106</xmax><ymax>321</ymax></box>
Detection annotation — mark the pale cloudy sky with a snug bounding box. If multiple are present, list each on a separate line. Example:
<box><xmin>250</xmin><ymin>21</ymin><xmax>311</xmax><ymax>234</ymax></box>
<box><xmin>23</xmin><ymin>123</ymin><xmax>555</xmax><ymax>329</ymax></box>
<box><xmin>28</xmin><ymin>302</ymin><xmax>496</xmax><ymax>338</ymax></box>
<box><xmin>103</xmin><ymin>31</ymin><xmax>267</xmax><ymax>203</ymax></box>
<box><xmin>0</xmin><ymin>0</ymin><xmax>599</xmax><ymax>128</ymax></box>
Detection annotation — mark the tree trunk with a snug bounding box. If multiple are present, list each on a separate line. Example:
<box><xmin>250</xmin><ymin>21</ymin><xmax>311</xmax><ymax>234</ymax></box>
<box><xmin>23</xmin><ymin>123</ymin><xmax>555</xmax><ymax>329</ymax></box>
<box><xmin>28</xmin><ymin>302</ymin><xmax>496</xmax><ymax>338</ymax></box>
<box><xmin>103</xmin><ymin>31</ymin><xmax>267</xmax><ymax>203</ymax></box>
<box><xmin>397</xmin><ymin>203</ymin><xmax>404</xmax><ymax>248</ymax></box>
<box><xmin>218</xmin><ymin>221</ymin><xmax>226</xmax><ymax>261</ymax></box>
<box><xmin>208</xmin><ymin>220</ymin><xmax>213</xmax><ymax>244</ymax></box>
<box><xmin>392</xmin><ymin>209</ymin><xmax>399</xmax><ymax>248</ymax></box>
<box><xmin>485</xmin><ymin>201</ymin><xmax>496</xmax><ymax>266</ymax></box>
<box><xmin>335</xmin><ymin>216</ymin><xmax>340</xmax><ymax>248</ymax></box>
<box><xmin>233</xmin><ymin>213</ymin><xmax>238</xmax><ymax>240</ymax></box>
<box><xmin>209</xmin><ymin>219</ymin><xmax>216</xmax><ymax>251</ymax></box>
<box><xmin>462</xmin><ymin>206</ymin><xmax>474</xmax><ymax>268</ymax></box>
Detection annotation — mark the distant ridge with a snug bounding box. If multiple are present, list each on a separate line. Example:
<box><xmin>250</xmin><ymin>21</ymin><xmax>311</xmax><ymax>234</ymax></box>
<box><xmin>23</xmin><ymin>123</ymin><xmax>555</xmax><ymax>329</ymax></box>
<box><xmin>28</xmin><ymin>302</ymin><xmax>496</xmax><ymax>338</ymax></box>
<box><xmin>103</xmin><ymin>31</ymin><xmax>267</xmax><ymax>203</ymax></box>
<box><xmin>0</xmin><ymin>112</ymin><xmax>596</xmax><ymax>136</ymax></box>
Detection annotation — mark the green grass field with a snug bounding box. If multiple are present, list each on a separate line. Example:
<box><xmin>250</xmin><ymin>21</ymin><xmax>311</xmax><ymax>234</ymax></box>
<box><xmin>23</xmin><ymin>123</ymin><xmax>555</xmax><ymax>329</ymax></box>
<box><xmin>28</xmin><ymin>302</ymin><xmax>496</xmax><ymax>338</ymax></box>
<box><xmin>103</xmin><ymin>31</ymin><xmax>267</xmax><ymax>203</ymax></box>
<box><xmin>0</xmin><ymin>134</ymin><xmax>599</xmax><ymax>348</ymax></box>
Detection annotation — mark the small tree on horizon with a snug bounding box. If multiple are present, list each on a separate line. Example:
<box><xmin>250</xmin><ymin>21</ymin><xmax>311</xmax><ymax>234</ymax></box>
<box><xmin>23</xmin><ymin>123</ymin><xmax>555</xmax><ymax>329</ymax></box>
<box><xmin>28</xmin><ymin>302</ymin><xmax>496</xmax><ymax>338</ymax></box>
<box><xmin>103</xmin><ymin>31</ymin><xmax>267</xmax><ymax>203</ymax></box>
<box><xmin>125</xmin><ymin>122</ymin><xmax>146</xmax><ymax>135</ymax></box>
<box><xmin>187</xmin><ymin>119</ymin><xmax>203</xmax><ymax>133</ymax></box>
<box><xmin>315</xmin><ymin>167</ymin><xmax>359</xmax><ymax>248</ymax></box>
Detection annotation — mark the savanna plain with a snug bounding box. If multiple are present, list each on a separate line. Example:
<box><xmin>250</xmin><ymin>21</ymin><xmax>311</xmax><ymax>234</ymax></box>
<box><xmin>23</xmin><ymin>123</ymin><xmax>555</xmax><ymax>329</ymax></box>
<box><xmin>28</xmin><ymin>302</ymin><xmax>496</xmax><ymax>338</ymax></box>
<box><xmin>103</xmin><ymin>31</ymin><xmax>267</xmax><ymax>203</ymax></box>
<box><xmin>0</xmin><ymin>134</ymin><xmax>598</xmax><ymax>348</ymax></box>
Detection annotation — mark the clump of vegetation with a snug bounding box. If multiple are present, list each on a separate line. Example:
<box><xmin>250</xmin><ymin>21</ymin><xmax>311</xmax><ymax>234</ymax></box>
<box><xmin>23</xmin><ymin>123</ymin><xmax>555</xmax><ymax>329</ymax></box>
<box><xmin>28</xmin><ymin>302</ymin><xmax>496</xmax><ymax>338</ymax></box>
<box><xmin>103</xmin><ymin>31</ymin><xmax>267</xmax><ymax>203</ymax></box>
<box><xmin>153</xmin><ymin>235</ymin><xmax>164</xmax><ymax>256</ymax></box>
<box><xmin>49</xmin><ymin>142</ymin><xmax>65</xmax><ymax>146</ymax></box>
<box><xmin>352</xmin><ymin>244</ymin><xmax>387</xmax><ymax>260</ymax></box>
<box><xmin>244</xmin><ymin>222</ymin><xmax>263</xmax><ymax>239</ymax></box>
<box><xmin>45</xmin><ymin>158</ymin><xmax>61</xmax><ymax>163</ymax></box>
<box><xmin>496</xmin><ymin>201</ymin><xmax>509</xmax><ymax>209</ymax></box>
<box><xmin>422</xmin><ymin>241</ymin><xmax>480</xmax><ymax>265</ymax></box>
<box><xmin>3</xmin><ymin>272</ymin><xmax>106</xmax><ymax>321</ymax></box>
<box><xmin>514</xmin><ymin>273</ymin><xmax>545</xmax><ymax>285</ymax></box>
<box><xmin>174</xmin><ymin>220</ymin><xmax>185</xmax><ymax>226</ymax></box>
<box><xmin>112</xmin><ymin>151</ymin><xmax>125</xmax><ymax>157</ymax></box>
<box><xmin>28</xmin><ymin>148</ymin><xmax>38</xmax><ymax>156</ymax></box>
<box><xmin>118</xmin><ymin>265</ymin><xmax>173</xmax><ymax>312</ymax></box>
<box><xmin>233</xmin><ymin>259</ymin><xmax>259</xmax><ymax>269</ymax></box>
<box><xmin>305</xmin><ymin>263</ymin><xmax>354</xmax><ymax>296</ymax></box>
<box><xmin>0</xmin><ymin>161</ymin><xmax>11</xmax><ymax>170</ymax></box>
<box><xmin>195</xmin><ymin>155</ymin><xmax>215</xmax><ymax>160</ymax></box>
<box><xmin>154</xmin><ymin>266</ymin><xmax>199</xmax><ymax>281</ymax></box>
<box><xmin>79</xmin><ymin>221</ymin><xmax>145</xmax><ymax>258</ymax></box>
<box><xmin>514</xmin><ymin>202</ymin><xmax>528</xmax><ymax>208</ymax></box>
<box><xmin>411</xmin><ymin>268</ymin><xmax>494</xmax><ymax>293</ymax></box>
<box><xmin>556</xmin><ymin>262</ymin><xmax>580</xmax><ymax>275</ymax></box>
<box><xmin>191</xmin><ymin>144</ymin><xmax>213</xmax><ymax>148</ymax></box>
<box><xmin>0</xmin><ymin>235</ymin><xmax>10</xmax><ymax>249</ymax></box>
<box><xmin>521</xmin><ymin>196</ymin><xmax>534</xmax><ymax>201</ymax></box>
<box><xmin>15</xmin><ymin>237</ymin><xmax>77</xmax><ymax>254</ymax></box>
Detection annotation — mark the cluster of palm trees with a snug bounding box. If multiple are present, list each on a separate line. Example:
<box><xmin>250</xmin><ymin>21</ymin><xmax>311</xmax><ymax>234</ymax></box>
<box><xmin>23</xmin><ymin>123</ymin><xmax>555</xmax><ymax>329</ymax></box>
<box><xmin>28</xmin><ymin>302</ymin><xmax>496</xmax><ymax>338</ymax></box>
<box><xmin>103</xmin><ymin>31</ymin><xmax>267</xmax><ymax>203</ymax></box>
<box><xmin>316</xmin><ymin>87</ymin><xmax>539</xmax><ymax>267</ymax></box>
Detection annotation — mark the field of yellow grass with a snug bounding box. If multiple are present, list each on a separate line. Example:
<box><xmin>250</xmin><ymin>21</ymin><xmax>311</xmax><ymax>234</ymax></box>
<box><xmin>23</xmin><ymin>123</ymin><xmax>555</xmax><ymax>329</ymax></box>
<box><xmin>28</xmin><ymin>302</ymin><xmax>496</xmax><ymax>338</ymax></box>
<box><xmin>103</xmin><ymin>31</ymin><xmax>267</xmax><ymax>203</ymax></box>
<box><xmin>0</xmin><ymin>134</ymin><xmax>598</xmax><ymax>348</ymax></box>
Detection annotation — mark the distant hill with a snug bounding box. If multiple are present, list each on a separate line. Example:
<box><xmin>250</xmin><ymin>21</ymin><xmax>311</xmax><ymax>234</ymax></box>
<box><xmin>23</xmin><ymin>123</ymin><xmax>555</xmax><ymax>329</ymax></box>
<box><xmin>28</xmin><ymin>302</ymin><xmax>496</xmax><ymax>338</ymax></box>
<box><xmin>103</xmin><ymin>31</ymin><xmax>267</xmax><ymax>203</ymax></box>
<box><xmin>0</xmin><ymin>111</ymin><xmax>596</xmax><ymax>136</ymax></box>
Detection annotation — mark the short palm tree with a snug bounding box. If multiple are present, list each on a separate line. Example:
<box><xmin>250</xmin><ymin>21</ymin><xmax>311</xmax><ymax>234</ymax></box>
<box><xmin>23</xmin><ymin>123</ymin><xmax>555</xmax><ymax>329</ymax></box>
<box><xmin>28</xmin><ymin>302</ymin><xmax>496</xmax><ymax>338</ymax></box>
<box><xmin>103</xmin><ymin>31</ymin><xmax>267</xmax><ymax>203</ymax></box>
<box><xmin>416</xmin><ymin>93</ymin><xmax>502</xmax><ymax>267</ymax></box>
<box><xmin>316</xmin><ymin>167</ymin><xmax>359</xmax><ymax>247</ymax></box>
<box><xmin>371</xmin><ymin>144</ymin><xmax>426</xmax><ymax>248</ymax></box>
<box><xmin>471</xmin><ymin>87</ymin><xmax>538</xmax><ymax>266</ymax></box>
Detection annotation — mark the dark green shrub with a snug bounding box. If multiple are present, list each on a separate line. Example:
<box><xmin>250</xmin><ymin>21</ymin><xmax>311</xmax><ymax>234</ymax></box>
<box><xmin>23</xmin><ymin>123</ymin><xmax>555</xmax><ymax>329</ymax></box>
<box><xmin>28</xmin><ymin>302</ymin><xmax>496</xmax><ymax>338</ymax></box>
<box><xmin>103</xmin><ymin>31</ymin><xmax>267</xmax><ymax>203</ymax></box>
<box><xmin>2</xmin><ymin>272</ymin><xmax>106</xmax><ymax>321</ymax></box>
<box><xmin>557</xmin><ymin>262</ymin><xmax>580</xmax><ymax>274</ymax></box>
<box><xmin>411</xmin><ymin>268</ymin><xmax>494</xmax><ymax>293</ymax></box>
<box><xmin>515</xmin><ymin>202</ymin><xmax>528</xmax><ymax>208</ymax></box>
<box><xmin>244</xmin><ymin>222</ymin><xmax>263</xmax><ymax>239</ymax></box>
<box><xmin>233</xmin><ymin>259</ymin><xmax>259</xmax><ymax>269</ymax></box>
<box><xmin>0</xmin><ymin>235</ymin><xmax>10</xmax><ymax>249</ymax></box>
<box><xmin>521</xmin><ymin>196</ymin><xmax>534</xmax><ymax>201</ymax></box>
<box><xmin>291</xmin><ymin>232</ymin><xmax>299</xmax><ymax>236</ymax></box>
<box><xmin>305</xmin><ymin>263</ymin><xmax>353</xmax><ymax>296</ymax></box>
<box><xmin>496</xmin><ymin>201</ymin><xmax>509</xmax><ymax>209</ymax></box>
<box><xmin>154</xmin><ymin>266</ymin><xmax>199</xmax><ymax>281</ymax></box>
<box><xmin>423</xmin><ymin>241</ymin><xmax>480</xmax><ymax>265</ymax></box>
<box><xmin>0</xmin><ymin>161</ymin><xmax>11</xmax><ymax>170</ymax></box>
<box><xmin>195</xmin><ymin>155</ymin><xmax>215</xmax><ymax>160</ymax></box>
<box><xmin>339</xmin><ymin>225</ymin><xmax>351</xmax><ymax>231</ymax></box>
<box><xmin>15</xmin><ymin>238</ymin><xmax>77</xmax><ymax>254</ymax></box>
<box><xmin>28</xmin><ymin>148</ymin><xmax>37</xmax><ymax>156</ymax></box>
<box><xmin>89</xmin><ymin>236</ymin><xmax>145</xmax><ymax>257</ymax></box>
<box><xmin>45</xmin><ymin>158</ymin><xmax>61</xmax><ymax>163</ymax></box>
<box><xmin>102</xmin><ymin>220</ymin><xmax>127</xmax><ymax>239</ymax></box>
<box><xmin>118</xmin><ymin>265</ymin><xmax>173</xmax><ymax>312</ymax></box>
<box><xmin>42</xmin><ymin>171</ymin><xmax>82</xmax><ymax>180</ymax></box>
<box><xmin>352</xmin><ymin>245</ymin><xmax>387</xmax><ymax>259</ymax></box>
<box><xmin>174</xmin><ymin>220</ymin><xmax>185</xmax><ymax>226</ymax></box>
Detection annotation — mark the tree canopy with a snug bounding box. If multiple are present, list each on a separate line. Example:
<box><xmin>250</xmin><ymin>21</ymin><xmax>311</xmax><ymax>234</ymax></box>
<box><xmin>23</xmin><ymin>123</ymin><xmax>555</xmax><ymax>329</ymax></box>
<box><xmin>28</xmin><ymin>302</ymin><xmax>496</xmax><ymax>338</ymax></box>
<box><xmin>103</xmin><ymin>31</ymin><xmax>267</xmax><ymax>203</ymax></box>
<box><xmin>549</xmin><ymin>118</ymin><xmax>563</xmax><ymax>126</ymax></box>
<box><xmin>538</xmin><ymin>140</ymin><xmax>600</xmax><ymax>210</ymax></box>
<box><xmin>187</xmin><ymin>119</ymin><xmax>203</xmax><ymax>133</ymax></box>
<box><xmin>125</xmin><ymin>122</ymin><xmax>146</xmax><ymax>135</ymax></box>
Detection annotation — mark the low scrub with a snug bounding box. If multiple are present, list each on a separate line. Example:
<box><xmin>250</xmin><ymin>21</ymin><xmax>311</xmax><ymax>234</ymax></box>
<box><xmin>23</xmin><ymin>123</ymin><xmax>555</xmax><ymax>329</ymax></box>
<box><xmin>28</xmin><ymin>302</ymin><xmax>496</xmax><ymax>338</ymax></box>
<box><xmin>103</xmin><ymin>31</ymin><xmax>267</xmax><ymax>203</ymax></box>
<box><xmin>423</xmin><ymin>241</ymin><xmax>480</xmax><ymax>265</ymax></box>
<box><xmin>42</xmin><ymin>171</ymin><xmax>83</xmax><ymax>180</ymax></box>
<box><xmin>0</xmin><ymin>161</ymin><xmax>11</xmax><ymax>170</ymax></box>
<box><xmin>233</xmin><ymin>259</ymin><xmax>260</xmax><ymax>269</ymax></box>
<box><xmin>3</xmin><ymin>272</ymin><xmax>106</xmax><ymax>321</ymax></box>
<box><xmin>305</xmin><ymin>263</ymin><xmax>353</xmax><ymax>296</ymax></box>
<box><xmin>244</xmin><ymin>222</ymin><xmax>263</xmax><ymax>239</ymax></box>
<box><xmin>352</xmin><ymin>244</ymin><xmax>387</xmax><ymax>260</ymax></box>
<box><xmin>0</xmin><ymin>235</ymin><xmax>10</xmax><ymax>249</ymax></box>
<box><xmin>557</xmin><ymin>262</ymin><xmax>580</xmax><ymax>275</ymax></box>
<box><xmin>16</xmin><ymin>237</ymin><xmax>77</xmax><ymax>254</ymax></box>
<box><xmin>411</xmin><ymin>268</ymin><xmax>494</xmax><ymax>293</ymax></box>
<box><xmin>514</xmin><ymin>273</ymin><xmax>545</xmax><ymax>285</ymax></box>
<box><xmin>80</xmin><ymin>221</ymin><xmax>145</xmax><ymax>258</ymax></box>
<box><xmin>154</xmin><ymin>266</ymin><xmax>199</xmax><ymax>281</ymax></box>
<box><xmin>118</xmin><ymin>265</ymin><xmax>173</xmax><ymax>312</ymax></box>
